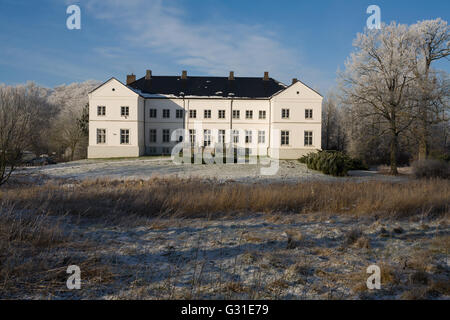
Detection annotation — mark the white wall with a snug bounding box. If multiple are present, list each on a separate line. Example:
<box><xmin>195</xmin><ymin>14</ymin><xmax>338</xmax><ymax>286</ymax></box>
<box><xmin>270</xmin><ymin>81</ymin><xmax>322</xmax><ymax>158</ymax></box>
<box><xmin>88</xmin><ymin>78</ymin><xmax>144</xmax><ymax>158</ymax></box>
<box><xmin>88</xmin><ymin>78</ymin><xmax>323</xmax><ymax>159</ymax></box>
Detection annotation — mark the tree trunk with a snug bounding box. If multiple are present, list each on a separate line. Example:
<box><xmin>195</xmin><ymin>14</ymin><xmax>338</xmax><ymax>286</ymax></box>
<box><xmin>70</xmin><ymin>146</ymin><xmax>75</xmax><ymax>162</ymax></box>
<box><xmin>390</xmin><ymin>133</ymin><xmax>399</xmax><ymax>175</ymax></box>
<box><xmin>418</xmin><ymin>134</ymin><xmax>429</xmax><ymax>160</ymax></box>
<box><xmin>418</xmin><ymin>113</ymin><xmax>429</xmax><ymax>160</ymax></box>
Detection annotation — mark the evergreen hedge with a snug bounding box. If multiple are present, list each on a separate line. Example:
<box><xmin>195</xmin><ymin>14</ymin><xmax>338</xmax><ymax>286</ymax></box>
<box><xmin>299</xmin><ymin>150</ymin><xmax>368</xmax><ymax>176</ymax></box>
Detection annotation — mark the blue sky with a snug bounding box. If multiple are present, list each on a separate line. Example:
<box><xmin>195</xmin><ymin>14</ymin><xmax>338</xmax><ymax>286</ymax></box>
<box><xmin>0</xmin><ymin>0</ymin><xmax>448</xmax><ymax>94</ymax></box>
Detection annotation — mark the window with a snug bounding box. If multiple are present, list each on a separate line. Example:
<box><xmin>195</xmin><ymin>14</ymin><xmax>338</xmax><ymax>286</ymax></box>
<box><xmin>149</xmin><ymin>109</ymin><xmax>157</xmax><ymax>118</ymax></box>
<box><xmin>149</xmin><ymin>129</ymin><xmax>157</xmax><ymax>143</ymax></box>
<box><xmin>282</xmin><ymin>108</ymin><xmax>289</xmax><ymax>119</ymax></box>
<box><xmin>304</xmin><ymin>131</ymin><xmax>313</xmax><ymax>146</ymax></box>
<box><xmin>305</xmin><ymin>109</ymin><xmax>313</xmax><ymax>119</ymax></box>
<box><xmin>259</xmin><ymin>110</ymin><xmax>266</xmax><ymax>119</ymax></box>
<box><xmin>176</xmin><ymin>110</ymin><xmax>184</xmax><ymax>118</ymax></box>
<box><xmin>162</xmin><ymin>129</ymin><xmax>170</xmax><ymax>143</ymax></box>
<box><xmin>97</xmin><ymin>106</ymin><xmax>106</xmax><ymax>116</ymax></box>
<box><xmin>258</xmin><ymin>130</ymin><xmax>265</xmax><ymax>144</ymax></box>
<box><xmin>121</xmin><ymin>106</ymin><xmax>129</xmax><ymax>117</ymax></box>
<box><xmin>96</xmin><ymin>129</ymin><xmax>106</xmax><ymax>144</ymax></box>
<box><xmin>245</xmin><ymin>130</ymin><xmax>252</xmax><ymax>143</ymax></box>
<box><xmin>163</xmin><ymin>109</ymin><xmax>170</xmax><ymax>118</ymax></box>
<box><xmin>281</xmin><ymin>131</ymin><xmax>289</xmax><ymax>146</ymax></box>
<box><xmin>204</xmin><ymin>110</ymin><xmax>211</xmax><ymax>119</ymax></box>
<box><xmin>232</xmin><ymin>110</ymin><xmax>240</xmax><ymax>119</ymax></box>
<box><xmin>232</xmin><ymin>130</ymin><xmax>239</xmax><ymax>144</ymax></box>
<box><xmin>189</xmin><ymin>110</ymin><xmax>197</xmax><ymax>118</ymax></box>
<box><xmin>162</xmin><ymin>147</ymin><xmax>170</xmax><ymax>155</ymax></box>
<box><xmin>203</xmin><ymin>129</ymin><xmax>211</xmax><ymax>146</ymax></box>
<box><xmin>218</xmin><ymin>129</ymin><xmax>226</xmax><ymax>143</ymax></box>
<box><xmin>189</xmin><ymin>129</ymin><xmax>196</xmax><ymax>144</ymax></box>
<box><xmin>218</xmin><ymin>110</ymin><xmax>226</xmax><ymax>119</ymax></box>
<box><xmin>246</xmin><ymin>110</ymin><xmax>253</xmax><ymax>119</ymax></box>
<box><xmin>120</xmin><ymin>129</ymin><xmax>130</xmax><ymax>144</ymax></box>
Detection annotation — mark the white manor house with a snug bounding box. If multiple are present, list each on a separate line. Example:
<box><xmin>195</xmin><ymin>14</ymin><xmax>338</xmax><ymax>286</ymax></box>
<box><xmin>88</xmin><ymin>70</ymin><xmax>323</xmax><ymax>160</ymax></box>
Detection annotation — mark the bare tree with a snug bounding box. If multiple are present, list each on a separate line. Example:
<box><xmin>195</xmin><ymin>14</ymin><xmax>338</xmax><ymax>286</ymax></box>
<box><xmin>51</xmin><ymin>109</ymin><xmax>87</xmax><ymax>161</ymax></box>
<box><xmin>0</xmin><ymin>86</ymin><xmax>39</xmax><ymax>185</ymax></box>
<box><xmin>340</xmin><ymin>22</ymin><xmax>416</xmax><ymax>174</ymax></box>
<box><xmin>322</xmin><ymin>93</ymin><xmax>346</xmax><ymax>151</ymax></box>
<box><xmin>24</xmin><ymin>82</ymin><xmax>60</xmax><ymax>157</ymax></box>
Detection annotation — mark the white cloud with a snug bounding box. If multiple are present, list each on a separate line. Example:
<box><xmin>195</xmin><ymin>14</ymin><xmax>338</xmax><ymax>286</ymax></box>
<box><xmin>86</xmin><ymin>0</ymin><xmax>304</xmax><ymax>83</ymax></box>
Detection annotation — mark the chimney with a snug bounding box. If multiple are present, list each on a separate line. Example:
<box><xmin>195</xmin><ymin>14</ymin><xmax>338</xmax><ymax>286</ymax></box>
<box><xmin>145</xmin><ymin>70</ymin><xmax>152</xmax><ymax>80</ymax></box>
<box><xmin>126</xmin><ymin>74</ymin><xmax>136</xmax><ymax>85</ymax></box>
<box><xmin>263</xmin><ymin>71</ymin><xmax>269</xmax><ymax>81</ymax></box>
<box><xmin>292</xmin><ymin>78</ymin><xmax>298</xmax><ymax>84</ymax></box>
<box><xmin>228</xmin><ymin>71</ymin><xmax>235</xmax><ymax>80</ymax></box>
<box><xmin>181</xmin><ymin>70</ymin><xmax>187</xmax><ymax>79</ymax></box>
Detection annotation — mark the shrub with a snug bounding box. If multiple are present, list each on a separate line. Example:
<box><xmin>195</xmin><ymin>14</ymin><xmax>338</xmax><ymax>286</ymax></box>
<box><xmin>346</xmin><ymin>158</ymin><xmax>369</xmax><ymax>170</ymax></box>
<box><xmin>299</xmin><ymin>151</ymin><xmax>367</xmax><ymax>176</ymax></box>
<box><xmin>412</xmin><ymin>159</ymin><xmax>450</xmax><ymax>179</ymax></box>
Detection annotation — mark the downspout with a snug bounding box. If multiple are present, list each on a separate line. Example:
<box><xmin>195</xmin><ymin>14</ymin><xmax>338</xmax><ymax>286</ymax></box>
<box><xmin>143</xmin><ymin>98</ymin><xmax>146</xmax><ymax>155</ymax></box>
<box><xmin>182</xmin><ymin>96</ymin><xmax>185</xmax><ymax>132</ymax></box>
<box><xmin>230</xmin><ymin>98</ymin><xmax>233</xmax><ymax>131</ymax></box>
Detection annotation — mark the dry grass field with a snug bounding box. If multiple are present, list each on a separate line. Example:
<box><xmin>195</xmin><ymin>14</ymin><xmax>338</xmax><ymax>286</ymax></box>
<box><xmin>0</xmin><ymin>177</ymin><xmax>448</xmax><ymax>299</ymax></box>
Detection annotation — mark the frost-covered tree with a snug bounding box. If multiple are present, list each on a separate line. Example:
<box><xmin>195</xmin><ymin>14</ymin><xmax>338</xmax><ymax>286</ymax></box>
<box><xmin>47</xmin><ymin>80</ymin><xmax>99</xmax><ymax>160</ymax></box>
<box><xmin>340</xmin><ymin>22</ymin><xmax>417</xmax><ymax>174</ymax></box>
<box><xmin>410</xmin><ymin>18</ymin><xmax>449</xmax><ymax>159</ymax></box>
<box><xmin>0</xmin><ymin>85</ymin><xmax>50</xmax><ymax>185</ymax></box>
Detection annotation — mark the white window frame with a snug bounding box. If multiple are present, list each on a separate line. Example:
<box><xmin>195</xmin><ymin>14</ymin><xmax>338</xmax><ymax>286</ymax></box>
<box><xmin>149</xmin><ymin>109</ymin><xmax>157</xmax><ymax>118</ymax></box>
<box><xmin>162</xmin><ymin>129</ymin><xmax>170</xmax><ymax>143</ymax></box>
<box><xmin>305</xmin><ymin>109</ymin><xmax>313</xmax><ymax>119</ymax></box>
<box><xmin>121</xmin><ymin>106</ymin><xmax>129</xmax><ymax>117</ymax></box>
<box><xmin>245</xmin><ymin>130</ymin><xmax>252</xmax><ymax>143</ymax></box>
<box><xmin>218</xmin><ymin>129</ymin><xmax>226</xmax><ymax>143</ymax></box>
<box><xmin>204</xmin><ymin>109</ymin><xmax>211</xmax><ymax>119</ymax></box>
<box><xmin>149</xmin><ymin>129</ymin><xmax>157</xmax><ymax>143</ymax></box>
<box><xmin>120</xmin><ymin>129</ymin><xmax>130</xmax><ymax>144</ymax></box>
<box><xmin>232</xmin><ymin>130</ymin><xmax>239</xmax><ymax>144</ymax></box>
<box><xmin>96</xmin><ymin>129</ymin><xmax>106</xmax><ymax>144</ymax></box>
<box><xmin>281</xmin><ymin>108</ymin><xmax>290</xmax><ymax>119</ymax></box>
<box><xmin>189</xmin><ymin>110</ymin><xmax>197</xmax><ymax>119</ymax></box>
<box><xmin>189</xmin><ymin>129</ymin><xmax>196</xmax><ymax>144</ymax></box>
<box><xmin>258</xmin><ymin>130</ymin><xmax>265</xmax><ymax>144</ymax></box>
<box><xmin>232</xmin><ymin>110</ymin><xmax>240</xmax><ymax>119</ymax></box>
<box><xmin>218</xmin><ymin>110</ymin><xmax>225</xmax><ymax>119</ymax></box>
<box><xmin>281</xmin><ymin>130</ymin><xmax>289</xmax><ymax>146</ymax></box>
<box><xmin>203</xmin><ymin>129</ymin><xmax>211</xmax><ymax>146</ymax></box>
<box><xmin>259</xmin><ymin>110</ymin><xmax>266</xmax><ymax>119</ymax></box>
<box><xmin>304</xmin><ymin>131</ymin><xmax>313</xmax><ymax>146</ymax></box>
<box><xmin>163</xmin><ymin>109</ymin><xmax>170</xmax><ymax>118</ymax></box>
<box><xmin>176</xmin><ymin>109</ymin><xmax>184</xmax><ymax>118</ymax></box>
<box><xmin>246</xmin><ymin>110</ymin><xmax>253</xmax><ymax>119</ymax></box>
<box><xmin>97</xmin><ymin>106</ymin><xmax>106</xmax><ymax>116</ymax></box>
